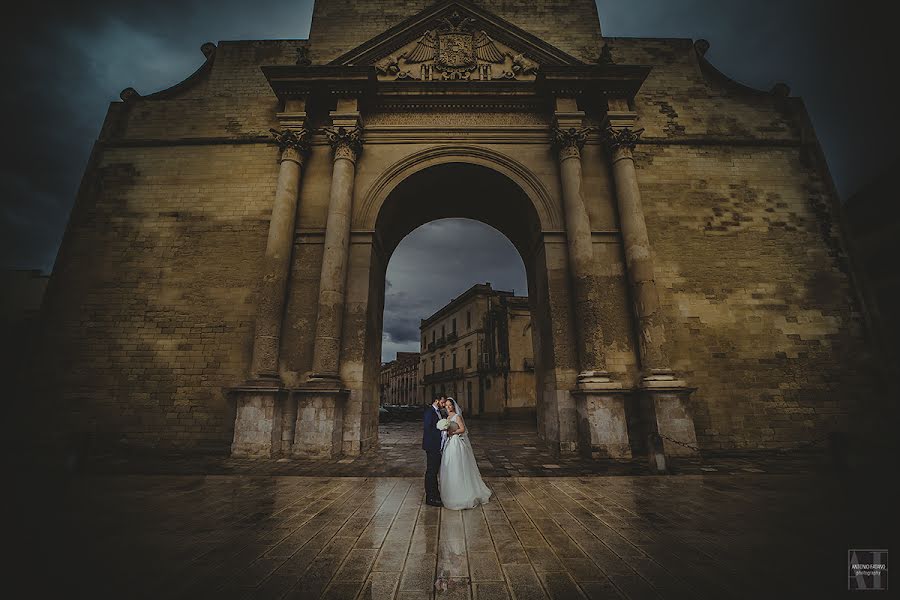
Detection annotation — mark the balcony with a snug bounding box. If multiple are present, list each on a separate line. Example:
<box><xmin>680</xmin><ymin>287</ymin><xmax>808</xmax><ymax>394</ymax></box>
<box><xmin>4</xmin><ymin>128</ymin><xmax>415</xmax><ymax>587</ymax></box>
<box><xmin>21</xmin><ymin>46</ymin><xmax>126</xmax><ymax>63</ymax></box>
<box><xmin>422</xmin><ymin>367</ymin><xmax>464</xmax><ymax>384</ymax></box>
<box><xmin>435</xmin><ymin>336</ymin><xmax>447</xmax><ymax>348</ymax></box>
<box><xmin>447</xmin><ymin>331</ymin><xmax>458</xmax><ymax>342</ymax></box>
<box><xmin>427</xmin><ymin>342</ymin><xmax>436</xmax><ymax>352</ymax></box>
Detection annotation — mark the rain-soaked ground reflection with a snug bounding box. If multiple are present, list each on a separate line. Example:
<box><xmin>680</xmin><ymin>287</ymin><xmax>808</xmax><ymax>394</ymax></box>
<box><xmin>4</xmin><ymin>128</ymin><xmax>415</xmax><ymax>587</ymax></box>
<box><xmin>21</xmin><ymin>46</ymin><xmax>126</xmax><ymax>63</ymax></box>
<box><xmin>14</xmin><ymin>465</ymin><xmax>889</xmax><ymax>599</ymax></box>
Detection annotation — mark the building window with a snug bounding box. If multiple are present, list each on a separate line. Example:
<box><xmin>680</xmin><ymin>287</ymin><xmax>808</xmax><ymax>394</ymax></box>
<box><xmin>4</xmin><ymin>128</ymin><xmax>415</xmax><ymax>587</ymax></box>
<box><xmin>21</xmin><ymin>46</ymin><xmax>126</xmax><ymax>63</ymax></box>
<box><xmin>467</xmin><ymin>348</ymin><xmax>472</xmax><ymax>368</ymax></box>
<box><xmin>451</xmin><ymin>318</ymin><xmax>456</xmax><ymax>333</ymax></box>
<box><xmin>441</xmin><ymin>324</ymin><xmax>445</xmax><ymax>338</ymax></box>
<box><xmin>467</xmin><ymin>310</ymin><xmax>471</xmax><ymax>329</ymax></box>
<box><xmin>431</xmin><ymin>358</ymin><xmax>435</xmax><ymax>374</ymax></box>
<box><xmin>441</xmin><ymin>355</ymin><xmax>446</xmax><ymax>371</ymax></box>
<box><xmin>452</xmin><ymin>352</ymin><xmax>457</xmax><ymax>369</ymax></box>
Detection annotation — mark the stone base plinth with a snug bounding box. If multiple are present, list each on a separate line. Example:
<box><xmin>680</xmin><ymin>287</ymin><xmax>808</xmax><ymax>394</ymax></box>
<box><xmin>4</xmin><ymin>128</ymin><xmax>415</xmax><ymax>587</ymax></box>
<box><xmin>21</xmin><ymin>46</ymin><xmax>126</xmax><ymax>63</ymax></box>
<box><xmin>639</xmin><ymin>379</ymin><xmax>699</xmax><ymax>456</ymax></box>
<box><xmin>230</xmin><ymin>383</ymin><xmax>288</xmax><ymax>458</ymax></box>
<box><xmin>573</xmin><ymin>380</ymin><xmax>632</xmax><ymax>459</ymax></box>
<box><xmin>292</xmin><ymin>386</ymin><xmax>347</xmax><ymax>459</ymax></box>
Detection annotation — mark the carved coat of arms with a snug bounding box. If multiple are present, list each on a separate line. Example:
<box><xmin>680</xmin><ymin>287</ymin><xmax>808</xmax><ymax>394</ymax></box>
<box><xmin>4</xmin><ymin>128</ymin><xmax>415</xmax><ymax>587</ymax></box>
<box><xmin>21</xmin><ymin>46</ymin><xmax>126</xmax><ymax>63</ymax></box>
<box><xmin>404</xmin><ymin>11</ymin><xmax>506</xmax><ymax>79</ymax></box>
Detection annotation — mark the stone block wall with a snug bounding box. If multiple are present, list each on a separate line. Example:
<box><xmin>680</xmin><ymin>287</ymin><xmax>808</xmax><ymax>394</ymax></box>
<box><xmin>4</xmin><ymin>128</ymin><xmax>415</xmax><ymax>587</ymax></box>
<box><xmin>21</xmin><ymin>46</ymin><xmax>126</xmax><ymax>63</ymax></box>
<box><xmin>29</xmin><ymin>10</ymin><xmax>881</xmax><ymax>453</ymax></box>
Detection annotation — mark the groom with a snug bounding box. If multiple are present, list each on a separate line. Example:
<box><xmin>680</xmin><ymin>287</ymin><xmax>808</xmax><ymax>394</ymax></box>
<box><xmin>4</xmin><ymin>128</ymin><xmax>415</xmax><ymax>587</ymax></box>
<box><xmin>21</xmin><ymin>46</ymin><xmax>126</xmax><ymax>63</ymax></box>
<box><xmin>422</xmin><ymin>394</ymin><xmax>446</xmax><ymax>506</ymax></box>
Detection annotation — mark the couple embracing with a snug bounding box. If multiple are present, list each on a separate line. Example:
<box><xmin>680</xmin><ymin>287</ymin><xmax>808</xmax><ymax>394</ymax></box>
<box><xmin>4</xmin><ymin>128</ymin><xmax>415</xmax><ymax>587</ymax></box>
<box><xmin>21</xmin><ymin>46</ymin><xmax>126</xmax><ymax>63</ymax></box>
<box><xmin>422</xmin><ymin>395</ymin><xmax>493</xmax><ymax>509</ymax></box>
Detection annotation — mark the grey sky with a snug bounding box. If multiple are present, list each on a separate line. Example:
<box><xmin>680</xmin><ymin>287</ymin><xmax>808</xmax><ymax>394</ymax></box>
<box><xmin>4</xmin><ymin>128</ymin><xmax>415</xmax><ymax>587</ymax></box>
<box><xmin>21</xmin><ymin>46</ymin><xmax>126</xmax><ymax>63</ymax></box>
<box><xmin>1</xmin><ymin>0</ymin><xmax>895</xmax><ymax>361</ymax></box>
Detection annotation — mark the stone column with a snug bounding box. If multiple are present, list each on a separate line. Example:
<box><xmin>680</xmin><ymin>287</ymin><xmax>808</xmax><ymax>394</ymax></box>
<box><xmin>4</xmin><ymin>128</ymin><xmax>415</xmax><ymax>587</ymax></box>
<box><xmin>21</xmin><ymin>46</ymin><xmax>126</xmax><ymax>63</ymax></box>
<box><xmin>292</xmin><ymin>101</ymin><xmax>361</xmax><ymax>459</ymax></box>
<box><xmin>552</xmin><ymin>98</ymin><xmax>631</xmax><ymax>459</ymax></box>
<box><xmin>553</xmin><ymin>125</ymin><xmax>607</xmax><ymax>380</ymax></box>
<box><xmin>603</xmin><ymin>110</ymin><xmax>698</xmax><ymax>456</ymax></box>
<box><xmin>249</xmin><ymin>127</ymin><xmax>309</xmax><ymax>380</ymax></box>
<box><xmin>231</xmin><ymin>113</ymin><xmax>308</xmax><ymax>458</ymax></box>
<box><xmin>308</xmin><ymin>123</ymin><xmax>362</xmax><ymax>382</ymax></box>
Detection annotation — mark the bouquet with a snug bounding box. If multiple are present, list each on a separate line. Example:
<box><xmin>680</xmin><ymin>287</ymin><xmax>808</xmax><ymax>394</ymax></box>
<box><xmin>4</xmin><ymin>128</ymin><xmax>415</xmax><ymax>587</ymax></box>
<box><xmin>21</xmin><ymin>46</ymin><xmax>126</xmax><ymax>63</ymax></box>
<box><xmin>436</xmin><ymin>418</ymin><xmax>450</xmax><ymax>431</ymax></box>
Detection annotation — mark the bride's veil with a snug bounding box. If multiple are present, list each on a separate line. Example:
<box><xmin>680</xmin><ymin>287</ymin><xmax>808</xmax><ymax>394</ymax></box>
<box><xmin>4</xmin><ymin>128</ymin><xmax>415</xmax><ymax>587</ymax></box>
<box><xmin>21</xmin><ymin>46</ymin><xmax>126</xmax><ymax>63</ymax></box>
<box><xmin>448</xmin><ymin>397</ymin><xmax>462</xmax><ymax>416</ymax></box>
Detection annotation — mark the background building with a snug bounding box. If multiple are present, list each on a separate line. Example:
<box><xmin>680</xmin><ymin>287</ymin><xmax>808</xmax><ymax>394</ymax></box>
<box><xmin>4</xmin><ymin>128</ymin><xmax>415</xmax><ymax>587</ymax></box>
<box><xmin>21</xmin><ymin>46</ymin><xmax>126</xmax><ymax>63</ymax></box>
<box><xmin>379</xmin><ymin>351</ymin><xmax>420</xmax><ymax>406</ymax></box>
<box><xmin>419</xmin><ymin>283</ymin><xmax>536</xmax><ymax>418</ymax></box>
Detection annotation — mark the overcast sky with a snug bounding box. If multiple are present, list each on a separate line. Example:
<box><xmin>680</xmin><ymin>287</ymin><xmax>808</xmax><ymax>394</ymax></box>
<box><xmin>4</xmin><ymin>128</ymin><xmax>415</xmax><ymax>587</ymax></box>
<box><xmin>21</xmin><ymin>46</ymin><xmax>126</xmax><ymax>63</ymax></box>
<box><xmin>1</xmin><ymin>0</ymin><xmax>896</xmax><ymax>361</ymax></box>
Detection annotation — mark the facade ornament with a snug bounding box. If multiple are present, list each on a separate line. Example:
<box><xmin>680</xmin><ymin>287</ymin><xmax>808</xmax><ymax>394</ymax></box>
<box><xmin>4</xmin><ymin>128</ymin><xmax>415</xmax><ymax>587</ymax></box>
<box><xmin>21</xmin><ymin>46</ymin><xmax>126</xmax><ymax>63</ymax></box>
<box><xmin>506</xmin><ymin>53</ymin><xmax>538</xmax><ymax>78</ymax></box>
<box><xmin>601</xmin><ymin>126</ymin><xmax>645</xmax><ymax>154</ymax></box>
<box><xmin>295</xmin><ymin>45</ymin><xmax>312</xmax><ymax>66</ymax></box>
<box><xmin>552</xmin><ymin>127</ymin><xmax>593</xmax><ymax>160</ymax></box>
<box><xmin>119</xmin><ymin>87</ymin><xmax>141</xmax><ymax>102</ymax></box>
<box><xmin>322</xmin><ymin>126</ymin><xmax>363</xmax><ymax>163</ymax></box>
<box><xmin>269</xmin><ymin>128</ymin><xmax>310</xmax><ymax>163</ymax></box>
<box><xmin>387</xmin><ymin>11</ymin><xmax>514</xmax><ymax>81</ymax></box>
<box><xmin>599</xmin><ymin>43</ymin><xmax>614</xmax><ymax>64</ymax></box>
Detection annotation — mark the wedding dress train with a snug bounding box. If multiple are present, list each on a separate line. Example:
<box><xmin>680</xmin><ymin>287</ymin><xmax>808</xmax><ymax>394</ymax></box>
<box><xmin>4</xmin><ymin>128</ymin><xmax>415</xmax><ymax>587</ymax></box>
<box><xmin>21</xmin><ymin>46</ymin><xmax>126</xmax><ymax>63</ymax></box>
<box><xmin>439</xmin><ymin>414</ymin><xmax>492</xmax><ymax>510</ymax></box>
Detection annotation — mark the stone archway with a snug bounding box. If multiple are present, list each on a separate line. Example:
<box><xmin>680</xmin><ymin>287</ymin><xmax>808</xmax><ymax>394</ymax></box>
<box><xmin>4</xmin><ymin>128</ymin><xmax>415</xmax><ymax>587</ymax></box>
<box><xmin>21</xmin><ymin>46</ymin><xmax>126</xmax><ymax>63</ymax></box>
<box><xmin>363</xmin><ymin>160</ymin><xmax>559</xmax><ymax>453</ymax></box>
<box><xmin>316</xmin><ymin>147</ymin><xmax>585</xmax><ymax>459</ymax></box>
<box><xmin>231</xmin><ymin>101</ymin><xmax>699</xmax><ymax>462</ymax></box>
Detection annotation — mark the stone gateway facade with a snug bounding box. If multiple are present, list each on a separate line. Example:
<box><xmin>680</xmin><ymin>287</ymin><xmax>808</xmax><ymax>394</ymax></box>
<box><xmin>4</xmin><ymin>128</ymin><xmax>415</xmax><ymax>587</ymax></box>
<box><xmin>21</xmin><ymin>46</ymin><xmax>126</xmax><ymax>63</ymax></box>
<box><xmin>33</xmin><ymin>0</ymin><xmax>882</xmax><ymax>459</ymax></box>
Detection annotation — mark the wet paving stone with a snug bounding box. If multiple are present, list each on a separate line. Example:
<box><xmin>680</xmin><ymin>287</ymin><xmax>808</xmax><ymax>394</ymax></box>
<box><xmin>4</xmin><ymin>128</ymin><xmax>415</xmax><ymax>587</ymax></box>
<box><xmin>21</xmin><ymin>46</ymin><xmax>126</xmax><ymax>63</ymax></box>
<box><xmin>13</xmin><ymin>419</ymin><xmax>889</xmax><ymax>599</ymax></box>
<box><xmin>14</xmin><ymin>467</ymin><xmax>887</xmax><ymax>599</ymax></box>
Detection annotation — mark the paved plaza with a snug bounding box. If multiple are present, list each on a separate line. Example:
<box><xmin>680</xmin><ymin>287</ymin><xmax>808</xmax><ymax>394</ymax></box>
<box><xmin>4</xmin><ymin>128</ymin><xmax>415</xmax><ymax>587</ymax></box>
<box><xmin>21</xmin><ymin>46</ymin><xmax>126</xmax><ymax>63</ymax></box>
<box><xmin>25</xmin><ymin>470</ymin><xmax>886</xmax><ymax>599</ymax></box>
<box><xmin>11</xmin><ymin>419</ymin><xmax>889</xmax><ymax>599</ymax></box>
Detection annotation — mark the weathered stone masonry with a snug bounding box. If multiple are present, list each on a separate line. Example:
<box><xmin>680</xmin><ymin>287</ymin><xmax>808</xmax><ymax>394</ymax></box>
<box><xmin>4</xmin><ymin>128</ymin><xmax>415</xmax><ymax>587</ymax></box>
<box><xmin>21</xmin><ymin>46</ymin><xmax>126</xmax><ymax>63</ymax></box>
<box><xmin>32</xmin><ymin>1</ymin><xmax>881</xmax><ymax>457</ymax></box>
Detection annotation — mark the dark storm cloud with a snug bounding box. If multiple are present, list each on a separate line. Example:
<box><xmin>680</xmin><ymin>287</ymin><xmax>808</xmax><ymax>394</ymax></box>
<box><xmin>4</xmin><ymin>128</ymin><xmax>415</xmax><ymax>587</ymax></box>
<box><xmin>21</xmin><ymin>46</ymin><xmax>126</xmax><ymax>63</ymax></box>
<box><xmin>381</xmin><ymin>219</ymin><xmax>527</xmax><ymax>361</ymax></box>
<box><xmin>2</xmin><ymin>0</ymin><xmax>896</xmax><ymax>297</ymax></box>
<box><xmin>1</xmin><ymin>0</ymin><xmax>315</xmax><ymax>271</ymax></box>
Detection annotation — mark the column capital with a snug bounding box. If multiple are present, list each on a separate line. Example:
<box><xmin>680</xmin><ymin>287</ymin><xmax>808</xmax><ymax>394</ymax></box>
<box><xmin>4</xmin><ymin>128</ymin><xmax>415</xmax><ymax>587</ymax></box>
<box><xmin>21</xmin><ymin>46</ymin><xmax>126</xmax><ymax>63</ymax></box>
<box><xmin>552</xmin><ymin>126</ymin><xmax>592</xmax><ymax>161</ymax></box>
<box><xmin>323</xmin><ymin>126</ymin><xmax>363</xmax><ymax>164</ymax></box>
<box><xmin>270</xmin><ymin>127</ymin><xmax>310</xmax><ymax>164</ymax></box>
<box><xmin>601</xmin><ymin>125</ymin><xmax>644</xmax><ymax>158</ymax></box>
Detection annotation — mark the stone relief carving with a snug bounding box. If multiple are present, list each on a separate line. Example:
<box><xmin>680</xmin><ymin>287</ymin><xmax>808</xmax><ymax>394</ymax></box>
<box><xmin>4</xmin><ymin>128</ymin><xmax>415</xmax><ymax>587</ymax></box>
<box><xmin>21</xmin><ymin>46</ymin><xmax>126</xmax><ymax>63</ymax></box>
<box><xmin>322</xmin><ymin>126</ymin><xmax>363</xmax><ymax>162</ymax></box>
<box><xmin>373</xmin><ymin>11</ymin><xmax>539</xmax><ymax>82</ymax></box>
<box><xmin>270</xmin><ymin>128</ymin><xmax>310</xmax><ymax>163</ymax></box>
<box><xmin>601</xmin><ymin>126</ymin><xmax>645</xmax><ymax>152</ymax></box>
<box><xmin>552</xmin><ymin>126</ymin><xmax>593</xmax><ymax>159</ymax></box>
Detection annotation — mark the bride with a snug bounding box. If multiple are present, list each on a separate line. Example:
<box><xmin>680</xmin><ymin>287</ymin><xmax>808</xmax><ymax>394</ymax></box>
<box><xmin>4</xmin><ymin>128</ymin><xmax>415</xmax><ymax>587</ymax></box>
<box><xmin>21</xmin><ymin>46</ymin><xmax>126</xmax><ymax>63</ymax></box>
<box><xmin>439</xmin><ymin>398</ymin><xmax>492</xmax><ymax>510</ymax></box>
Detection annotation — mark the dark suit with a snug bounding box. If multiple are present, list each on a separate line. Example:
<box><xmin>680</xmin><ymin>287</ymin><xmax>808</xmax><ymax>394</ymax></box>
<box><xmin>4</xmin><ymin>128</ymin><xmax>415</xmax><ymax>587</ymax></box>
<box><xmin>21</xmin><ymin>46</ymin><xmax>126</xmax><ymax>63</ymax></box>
<box><xmin>422</xmin><ymin>405</ymin><xmax>443</xmax><ymax>501</ymax></box>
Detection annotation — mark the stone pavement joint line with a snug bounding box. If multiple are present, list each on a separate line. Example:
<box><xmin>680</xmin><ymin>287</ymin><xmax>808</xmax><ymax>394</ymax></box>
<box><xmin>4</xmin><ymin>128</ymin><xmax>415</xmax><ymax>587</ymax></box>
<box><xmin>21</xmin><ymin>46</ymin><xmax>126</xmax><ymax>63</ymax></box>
<box><xmin>46</xmin><ymin>473</ymin><xmax>879</xmax><ymax>599</ymax></box>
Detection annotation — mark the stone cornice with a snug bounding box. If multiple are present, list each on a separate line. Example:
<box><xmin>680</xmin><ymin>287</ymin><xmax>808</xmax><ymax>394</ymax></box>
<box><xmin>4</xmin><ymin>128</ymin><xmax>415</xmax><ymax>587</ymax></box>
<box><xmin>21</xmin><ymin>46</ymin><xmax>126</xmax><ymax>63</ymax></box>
<box><xmin>539</xmin><ymin>64</ymin><xmax>652</xmax><ymax>99</ymax></box>
<box><xmin>97</xmin><ymin>134</ymin><xmax>804</xmax><ymax>150</ymax></box>
<box><xmin>261</xmin><ymin>63</ymin><xmax>652</xmax><ymax>103</ymax></box>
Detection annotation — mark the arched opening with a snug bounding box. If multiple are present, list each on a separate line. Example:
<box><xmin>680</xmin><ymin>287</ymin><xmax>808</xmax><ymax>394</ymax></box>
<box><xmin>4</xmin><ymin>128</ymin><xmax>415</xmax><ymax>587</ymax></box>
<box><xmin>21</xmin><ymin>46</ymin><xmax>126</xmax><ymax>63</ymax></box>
<box><xmin>362</xmin><ymin>161</ymin><xmax>557</xmax><ymax>455</ymax></box>
<box><xmin>381</xmin><ymin>218</ymin><xmax>529</xmax><ymax>411</ymax></box>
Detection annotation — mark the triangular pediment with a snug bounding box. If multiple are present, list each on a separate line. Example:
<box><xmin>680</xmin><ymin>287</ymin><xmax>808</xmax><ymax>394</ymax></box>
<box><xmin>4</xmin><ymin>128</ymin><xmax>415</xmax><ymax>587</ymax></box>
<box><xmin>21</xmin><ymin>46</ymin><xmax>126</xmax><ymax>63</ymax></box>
<box><xmin>329</xmin><ymin>0</ymin><xmax>583</xmax><ymax>83</ymax></box>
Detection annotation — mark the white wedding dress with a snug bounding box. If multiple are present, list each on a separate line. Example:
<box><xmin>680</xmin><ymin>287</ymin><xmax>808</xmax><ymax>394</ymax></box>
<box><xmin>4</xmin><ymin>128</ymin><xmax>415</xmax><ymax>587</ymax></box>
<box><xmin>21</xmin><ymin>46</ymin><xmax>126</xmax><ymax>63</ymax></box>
<box><xmin>439</xmin><ymin>414</ymin><xmax>492</xmax><ymax>510</ymax></box>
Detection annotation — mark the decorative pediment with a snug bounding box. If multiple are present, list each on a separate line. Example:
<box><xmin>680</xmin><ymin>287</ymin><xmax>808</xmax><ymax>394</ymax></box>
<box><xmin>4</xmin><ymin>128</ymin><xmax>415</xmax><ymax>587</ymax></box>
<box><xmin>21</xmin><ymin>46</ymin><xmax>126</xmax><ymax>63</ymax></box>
<box><xmin>330</xmin><ymin>1</ymin><xmax>582</xmax><ymax>83</ymax></box>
